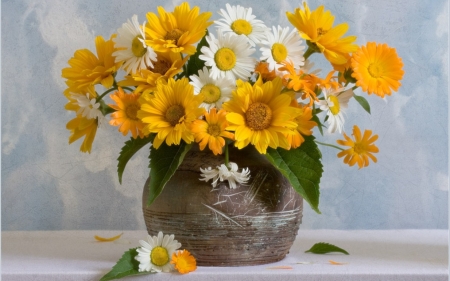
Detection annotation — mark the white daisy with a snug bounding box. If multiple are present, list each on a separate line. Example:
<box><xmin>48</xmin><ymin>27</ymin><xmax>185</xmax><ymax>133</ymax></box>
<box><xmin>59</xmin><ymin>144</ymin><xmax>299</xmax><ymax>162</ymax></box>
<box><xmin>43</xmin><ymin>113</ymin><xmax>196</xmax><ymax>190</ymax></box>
<box><xmin>315</xmin><ymin>88</ymin><xmax>354</xmax><ymax>134</ymax></box>
<box><xmin>200</xmin><ymin>162</ymin><xmax>250</xmax><ymax>189</ymax></box>
<box><xmin>215</xmin><ymin>3</ymin><xmax>269</xmax><ymax>46</ymax></box>
<box><xmin>113</xmin><ymin>15</ymin><xmax>157</xmax><ymax>74</ymax></box>
<box><xmin>135</xmin><ymin>231</ymin><xmax>181</xmax><ymax>273</ymax></box>
<box><xmin>199</xmin><ymin>31</ymin><xmax>256</xmax><ymax>80</ymax></box>
<box><xmin>260</xmin><ymin>25</ymin><xmax>305</xmax><ymax>73</ymax></box>
<box><xmin>70</xmin><ymin>93</ymin><xmax>105</xmax><ymax>125</ymax></box>
<box><xmin>189</xmin><ymin>66</ymin><xmax>235</xmax><ymax>111</ymax></box>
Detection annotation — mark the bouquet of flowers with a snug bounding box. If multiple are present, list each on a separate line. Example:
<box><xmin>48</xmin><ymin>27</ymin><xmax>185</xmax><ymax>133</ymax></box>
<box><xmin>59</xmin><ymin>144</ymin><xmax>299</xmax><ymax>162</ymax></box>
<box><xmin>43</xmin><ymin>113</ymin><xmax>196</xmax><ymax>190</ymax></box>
<box><xmin>61</xmin><ymin>2</ymin><xmax>404</xmax><ymax>278</ymax></box>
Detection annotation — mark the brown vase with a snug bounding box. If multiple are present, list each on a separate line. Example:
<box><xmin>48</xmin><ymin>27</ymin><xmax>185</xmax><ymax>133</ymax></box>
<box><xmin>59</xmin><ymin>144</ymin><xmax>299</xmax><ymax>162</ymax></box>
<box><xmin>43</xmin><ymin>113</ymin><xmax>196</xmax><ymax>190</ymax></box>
<box><xmin>142</xmin><ymin>145</ymin><xmax>303</xmax><ymax>266</ymax></box>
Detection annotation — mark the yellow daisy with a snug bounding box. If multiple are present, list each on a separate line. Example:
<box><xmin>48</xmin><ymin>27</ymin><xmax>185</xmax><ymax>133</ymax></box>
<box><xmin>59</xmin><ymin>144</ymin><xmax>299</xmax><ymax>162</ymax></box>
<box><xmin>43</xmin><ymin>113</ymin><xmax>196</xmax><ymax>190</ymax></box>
<box><xmin>337</xmin><ymin>125</ymin><xmax>379</xmax><ymax>169</ymax></box>
<box><xmin>191</xmin><ymin>108</ymin><xmax>234</xmax><ymax>155</ymax></box>
<box><xmin>223</xmin><ymin>77</ymin><xmax>300</xmax><ymax>154</ymax></box>
<box><xmin>118</xmin><ymin>51</ymin><xmax>188</xmax><ymax>96</ymax></box>
<box><xmin>287</xmin><ymin>101</ymin><xmax>317</xmax><ymax>149</ymax></box>
<box><xmin>66</xmin><ymin>115</ymin><xmax>98</xmax><ymax>154</ymax></box>
<box><xmin>351</xmin><ymin>42</ymin><xmax>404</xmax><ymax>98</ymax></box>
<box><xmin>62</xmin><ymin>34</ymin><xmax>122</xmax><ymax>91</ymax></box>
<box><xmin>286</xmin><ymin>3</ymin><xmax>358</xmax><ymax>65</ymax></box>
<box><xmin>137</xmin><ymin>78</ymin><xmax>205</xmax><ymax>149</ymax></box>
<box><xmin>171</xmin><ymin>250</ymin><xmax>197</xmax><ymax>274</ymax></box>
<box><xmin>109</xmin><ymin>87</ymin><xmax>145</xmax><ymax>139</ymax></box>
<box><xmin>144</xmin><ymin>2</ymin><xmax>213</xmax><ymax>54</ymax></box>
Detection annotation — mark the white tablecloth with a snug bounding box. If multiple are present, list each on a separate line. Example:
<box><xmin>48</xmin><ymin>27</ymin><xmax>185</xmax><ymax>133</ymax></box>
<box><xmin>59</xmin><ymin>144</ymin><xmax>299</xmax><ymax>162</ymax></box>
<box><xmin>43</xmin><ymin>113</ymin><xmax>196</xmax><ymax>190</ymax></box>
<box><xmin>2</xmin><ymin>229</ymin><xmax>448</xmax><ymax>281</ymax></box>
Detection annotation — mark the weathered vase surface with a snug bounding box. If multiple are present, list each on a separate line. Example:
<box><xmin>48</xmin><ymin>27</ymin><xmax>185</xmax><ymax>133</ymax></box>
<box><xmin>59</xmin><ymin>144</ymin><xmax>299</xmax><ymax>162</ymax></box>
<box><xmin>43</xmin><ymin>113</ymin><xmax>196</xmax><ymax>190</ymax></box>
<box><xmin>143</xmin><ymin>145</ymin><xmax>303</xmax><ymax>266</ymax></box>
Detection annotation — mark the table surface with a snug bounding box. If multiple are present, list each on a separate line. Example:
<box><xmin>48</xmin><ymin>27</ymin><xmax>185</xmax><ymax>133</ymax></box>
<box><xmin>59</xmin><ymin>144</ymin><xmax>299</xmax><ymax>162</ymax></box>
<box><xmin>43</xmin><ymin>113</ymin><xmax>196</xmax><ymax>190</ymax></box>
<box><xmin>2</xmin><ymin>229</ymin><xmax>448</xmax><ymax>281</ymax></box>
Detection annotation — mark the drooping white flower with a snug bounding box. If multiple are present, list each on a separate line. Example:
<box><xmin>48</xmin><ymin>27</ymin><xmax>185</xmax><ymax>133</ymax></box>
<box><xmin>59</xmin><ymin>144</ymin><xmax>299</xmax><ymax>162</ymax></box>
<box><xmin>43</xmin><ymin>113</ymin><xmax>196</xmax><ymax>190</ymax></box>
<box><xmin>71</xmin><ymin>93</ymin><xmax>105</xmax><ymax>125</ymax></box>
<box><xmin>135</xmin><ymin>231</ymin><xmax>181</xmax><ymax>273</ymax></box>
<box><xmin>200</xmin><ymin>162</ymin><xmax>250</xmax><ymax>189</ymax></box>
<box><xmin>113</xmin><ymin>15</ymin><xmax>157</xmax><ymax>74</ymax></box>
<box><xmin>189</xmin><ymin>66</ymin><xmax>235</xmax><ymax>111</ymax></box>
<box><xmin>215</xmin><ymin>3</ymin><xmax>269</xmax><ymax>47</ymax></box>
<box><xmin>260</xmin><ymin>25</ymin><xmax>305</xmax><ymax>73</ymax></box>
<box><xmin>199</xmin><ymin>30</ymin><xmax>256</xmax><ymax>81</ymax></box>
<box><xmin>315</xmin><ymin>88</ymin><xmax>354</xmax><ymax>134</ymax></box>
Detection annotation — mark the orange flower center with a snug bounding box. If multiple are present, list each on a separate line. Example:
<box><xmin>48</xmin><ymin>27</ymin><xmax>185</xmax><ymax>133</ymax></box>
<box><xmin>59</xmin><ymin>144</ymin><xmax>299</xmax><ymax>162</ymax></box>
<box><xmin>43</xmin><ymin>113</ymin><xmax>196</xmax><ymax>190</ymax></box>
<box><xmin>245</xmin><ymin>102</ymin><xmax>272</xmax><ymax>130</ymax></box>
<box><xmin>353</xmin><ymin>141</ymin><xmax>368</xmax><ymax>154</ymax></box>
<box><xmin>207</xmin><ymin>124</ymin><xmax>221</xmax><ymax>137</ymax></box>
<box><xmin>125</xmin><ymin>104</ymin><xmax>139</xmax><ymax>120</ymax></box>
<box><xmin>165</xmin><ymin>104</ymin><xmax>185</xmax><ymax>126</ymax></box>
<box><xmin>164</xmin><ymin>28</ymin><xmax>184</xmax><ymax>45</ymax></box>
<box><xmin>368</xmin><ymin>63</ymin><xmax>382</xmax><ymax>78</ymax></box>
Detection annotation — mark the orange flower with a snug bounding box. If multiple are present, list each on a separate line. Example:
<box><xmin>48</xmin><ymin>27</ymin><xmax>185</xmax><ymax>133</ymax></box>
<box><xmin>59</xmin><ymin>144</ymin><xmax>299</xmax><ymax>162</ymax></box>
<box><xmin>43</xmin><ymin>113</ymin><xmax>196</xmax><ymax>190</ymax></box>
<box><xmin>287</xmin><ymin>101</ymin><xmax>317</xmax><ymax>149</ymax></box>
<box><xmin>254</xmin><ymin>61</ymin><xmax>278</xmax><ymax>82</ymax></box>
<box><xmin>171</xmin><ymin>250</ymin><xmax>197</xmax><ymax>274</ymax></box>
<box><xmin>109</xmin><ymin>88</ymin><xmax>145</xmax><ymax>139</ymax></box>
<box><xmin>337</xmin><ymin>125</ymin><xmax>379</xmax><ymax>169</ymax></box>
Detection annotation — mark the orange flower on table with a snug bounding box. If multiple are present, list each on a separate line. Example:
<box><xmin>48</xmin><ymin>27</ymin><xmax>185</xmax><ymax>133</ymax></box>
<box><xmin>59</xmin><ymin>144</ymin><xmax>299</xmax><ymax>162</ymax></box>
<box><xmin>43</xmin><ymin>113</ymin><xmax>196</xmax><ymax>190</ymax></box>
<box><xmin>336</xmin><ymin>125</ymin><xmax>379</xmax><ymax>169</ymax></box>
<box><xmin>286</xmin><ymin>2</ymin><xmax>358</xmax><ymax>65</ymax></box>
<box><xmin>171</xmin><ymin>250</ymin><xmax>197</xmax><ymax>274</ymax></box>
<box><xmin>192</xmin><ymin>108</ymin><xmax>234</xmax><ymax>155</ymax></box>
<box><xmin>287</xmin><ymin>101</ymin><xmax>317</xmax><ymax>149</ymax></box>
<box><xmin>144</xmin><ymin>2</ymin><xmax>213</xmax><ymax>55</ymax></box>
<box><xmin>223</xmin><ymin>77</ymin><xmax>300</xmax><ymax>154</ymax></box>
<box><xmin>109</xmin><ymin>88</ymin><xmax>145</xmax><ymax>139</ymax></box>
<box><xmin>137</xmin><ymin>78</ymin><xmax>205</xmax><ymax>149</ymax></box>
<box><xmin>351</xmin><ymin>42</ymin><xmax>404</xmax><ymax>98</ymax></box>
<box><xmin>62</xmin><ymin>34</ymin><xmax>122</xmax><ymax>91</ymax></box>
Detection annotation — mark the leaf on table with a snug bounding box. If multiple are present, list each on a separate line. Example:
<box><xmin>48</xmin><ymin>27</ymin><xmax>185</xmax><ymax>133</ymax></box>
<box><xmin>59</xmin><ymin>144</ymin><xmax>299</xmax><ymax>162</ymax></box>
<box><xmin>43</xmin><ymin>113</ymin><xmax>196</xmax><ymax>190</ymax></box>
<box><xmin>328</xmin><ymin>260</ymin><xmax>347</xmax><ymax>265</ymax></box>
<box><xmin>99</xmin><ymin>248</ymin><xmax>154</xmax><ymax>281</ymax></box>
<box><xmin>95</xmin><ymin>233</ymin><xmax>123</xmax><ymax>242</ymax></box>
<box><xmin>305</xmin><ymin>242</ymin><xmax>349</xmax><ymax>255</ymax></box>
<box><xmin>267</xmin><ymin>266</ymin><xmax>293</xmax><ymax>269</ymax></box>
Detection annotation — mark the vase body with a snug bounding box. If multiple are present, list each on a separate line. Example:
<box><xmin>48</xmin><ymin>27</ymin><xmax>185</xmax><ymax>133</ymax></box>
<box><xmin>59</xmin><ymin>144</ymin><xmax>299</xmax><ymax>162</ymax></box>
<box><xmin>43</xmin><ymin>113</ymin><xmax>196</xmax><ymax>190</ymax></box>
<box><xmin>142</xmin><ymin>145</ymin><xmax>303</xmax><ymax>266</ymax></box>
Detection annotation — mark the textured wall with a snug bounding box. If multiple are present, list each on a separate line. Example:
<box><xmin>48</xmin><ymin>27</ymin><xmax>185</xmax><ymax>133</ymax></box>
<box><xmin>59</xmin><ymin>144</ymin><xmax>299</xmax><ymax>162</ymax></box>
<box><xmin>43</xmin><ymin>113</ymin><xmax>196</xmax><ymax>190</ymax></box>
<box><xmin>2</xmin><ymin>0</ymin><xmax>448</xmax><ymax>230</ymax></box>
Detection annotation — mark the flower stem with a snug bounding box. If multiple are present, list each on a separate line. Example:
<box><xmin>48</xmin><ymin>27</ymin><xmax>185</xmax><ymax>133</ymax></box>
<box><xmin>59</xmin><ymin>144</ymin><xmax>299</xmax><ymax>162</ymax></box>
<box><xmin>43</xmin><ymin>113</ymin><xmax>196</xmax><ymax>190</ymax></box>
<box><xmin>315</xmin><ymin>140</ymin><xmax>344</xmax><ymax>151</ymax></box>
<box><xmin>224</xmin><ymin>143</ymin><xmax>230</xmax><ymax>169</ymax></box>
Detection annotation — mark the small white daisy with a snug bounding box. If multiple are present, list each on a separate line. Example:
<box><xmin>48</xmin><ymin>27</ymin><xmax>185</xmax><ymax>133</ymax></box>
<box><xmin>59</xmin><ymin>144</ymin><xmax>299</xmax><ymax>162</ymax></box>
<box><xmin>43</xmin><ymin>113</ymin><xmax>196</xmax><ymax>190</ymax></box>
<box><xmin>70</xmin><ymin>93</ymin><xmax>105</xmax><ymax>124</ymax></box>
<box><xmin>189</xmin><ymin>66</ymin><xmax>235</xmax><ymax>111</ymax></box>
<box><xmin>135</xmin><ymin>231</ymin><xmax>181</xmax><ymax>273</ymax></box>
<box><xmin>260</xmin><ymin>25</ymin><xmax>305</xmax><ymax>73</ymax></box>
<box><xmin>113</xmin><ymin>15</ymin><xmax>157</xmax><ymax>74</ymax></box>
<box><xmin>199</xmin><ymin>31</ymin><xmax>256</xmax><ymax>80</ymax></box>
<box><xmin>215</xmin><ymin>3</ymin><xmax>269</xmax><ymax>46</ymax></box>
<box><xmin>315</xmin><ymin>88</ymin><xmax>354</xmax><ymax>134</ymax></box>
<box><xmin>200</xmin><ymin>162</ymin><xmax>250</xmax><ymax>189</ymax></box>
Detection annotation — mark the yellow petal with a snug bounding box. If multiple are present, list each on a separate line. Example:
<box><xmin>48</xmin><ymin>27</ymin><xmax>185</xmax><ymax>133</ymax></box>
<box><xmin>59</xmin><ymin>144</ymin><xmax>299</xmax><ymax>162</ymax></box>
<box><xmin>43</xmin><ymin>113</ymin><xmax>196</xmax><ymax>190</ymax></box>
<box><xmin>329</xmin><ymin>260</ymin><xmax>347</xmax><ymax>265</ymax></box>
<box><xmin>94</xmin><ymin>233</ymin><xmax>123</xmax><ymax>242</ymax></box>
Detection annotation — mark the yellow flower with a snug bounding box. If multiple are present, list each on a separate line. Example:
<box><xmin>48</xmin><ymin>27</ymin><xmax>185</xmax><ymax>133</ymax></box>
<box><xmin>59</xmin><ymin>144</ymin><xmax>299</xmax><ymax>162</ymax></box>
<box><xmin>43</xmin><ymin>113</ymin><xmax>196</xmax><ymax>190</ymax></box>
<box><xmin>144</xmin><ymin>2</ymin><xmax>213</xmax><ymax>54</ymax></box>
<box><xmin>191</xmin><ymin>108</ymin><xmax>234</xmax><ymax>155</ymax></box>
<box><xmin>351</xmin><ymin>42</ymin><xmax>404</xmax><ymax>98</ymax></box>
<box><xmin>62</xmin><ymin>35</ymin><xmax>122</xmax><ymax>91</ymax></box>
<box><xmin>109</xmin><ymin>88</ymin><xmax>145</xmax><ymax>139</ymax></box>
<box><xmin>66</xmin><ymin>115</ymin><xmax>98</xmax><ymax>153</ymax></box>
<box><xmin>336</xmin><ymin>125</ymin><xmax>379</xmax><ymax>169</ymax></box>
<box><xmin>118</xmin><ymin>51</ymin><xmax>188</xmax><ymax>96</ymax></box>
<box><xmin>137</xmin><ymin>78</ymin><xmax>205</xmax><ymax>149</ymax></box>
<box><xmin>287</xmin><ymin>101</ymin><xmax>317</xmax><ymax>149</ymax></box>
<box><xmin>171</xmin><ymin>250</ymin><xmax>197</xmax><ymax>274</ymax></box>
<box><xmin>286</xmin><ymin>3</ymin><xmax>358</xmax><ymax>65</ymax></box>
<box><xmin>223</xmin><ymin>77</ymin><xmax>300</xmax><ymax>154</ymax></box>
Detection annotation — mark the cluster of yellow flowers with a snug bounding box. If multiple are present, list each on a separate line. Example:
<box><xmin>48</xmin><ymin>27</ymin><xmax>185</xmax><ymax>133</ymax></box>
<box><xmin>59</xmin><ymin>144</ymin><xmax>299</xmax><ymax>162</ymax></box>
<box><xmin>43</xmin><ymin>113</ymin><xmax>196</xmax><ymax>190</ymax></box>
<box><xmin>61</xmin><ymin>2</ymin><xmax>404</xmax><ymax>173</ymax></box>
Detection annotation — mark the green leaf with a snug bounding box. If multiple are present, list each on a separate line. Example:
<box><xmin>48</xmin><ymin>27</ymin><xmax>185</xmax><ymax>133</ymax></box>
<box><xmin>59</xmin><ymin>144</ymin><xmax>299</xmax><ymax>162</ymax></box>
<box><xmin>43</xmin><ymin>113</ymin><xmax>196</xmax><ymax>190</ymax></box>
<box><xmin>117</xmin><ymin>135</ymin><xmax>153</xmax><ymax>184</ymax></box>
<box><xmin>354</xmin><ymin>94</ymin><xmax>371</xmax><ymax>114</ymax></box>
<box><xmin>99</xmin><ymin>248</ymin><xmax>155</xmax><ymax>281</ymax></box>
<box><xmin>305</xmin><ymin>242</ymin><xmax>350</xmax><ymax>255</ymax></box>
<box><xmin>265</xmin><ymin>136</ymin><xmax>323</xmax><ymax>213</ymax></box>
<box><xmin>185</xmin><ymin>30</ymin><xmax>209</xmax><ymax>77</ymax></box>
<box><xmin>146</xmin><ymin>141</ymin><xmax>192</xmax><ymax>206</ymax></box>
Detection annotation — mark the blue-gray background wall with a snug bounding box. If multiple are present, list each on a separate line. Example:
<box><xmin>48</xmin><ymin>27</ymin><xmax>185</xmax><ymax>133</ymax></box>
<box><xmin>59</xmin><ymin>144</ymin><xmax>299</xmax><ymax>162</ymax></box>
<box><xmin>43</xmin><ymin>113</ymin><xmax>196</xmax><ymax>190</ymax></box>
<box><xmin>2</xmin><ymin>0</ymin><xmax>448</xmax><ymax>230</ymax></box>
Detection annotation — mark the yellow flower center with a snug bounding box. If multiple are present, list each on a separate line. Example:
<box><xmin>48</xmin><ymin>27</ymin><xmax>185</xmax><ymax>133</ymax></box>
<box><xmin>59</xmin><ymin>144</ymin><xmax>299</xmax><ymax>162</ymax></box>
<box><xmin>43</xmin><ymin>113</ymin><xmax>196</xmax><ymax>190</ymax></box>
<box><xmin>245</xmin><ymin>102</ymin><xmax>272</xmax><ymax>130</ymax></box>
<box><xmin>131</xmin><ymin>35</ymin><xmax>147</xmax><ymax>57</ymax></box>
<box><xmin>214</xmin><ymin>48</ymin><xmax>236</xmax><ymax>71</ymax></box>
<box><xmin>207</xmin><ymin>124</ymin><xmax>221</xmax><ymax>137</ymax></box>
<box><xmin>125</xmin><ymin>104</ymin><xmax>139</xmax><ymax>120</ymax></box>
<box><xmin>367</xmin><ymin>63</ymin><xmax>382</xmax><ymax>78</ymax></box>
<box><xmin>328</xmin><ymin>95</ymin><xmax>340</xmax><ymax>115</ymax></box>
<box><xmin>231</xmin><ymin>19</ymin><xmax>253</xmax><ymax>35</ymax></box>
<box><xmin>164</xmin><ymin>28</ymin><xmax>185</xmax><ymax>45</ymax></box>
<box><xmin>271</xmin><ymin>43</ymin><xmax>288</xmax><ymax>63</ymax></box>
<box><xmin>200</xmin><ymin>84</ymin><xmax>221</xmax><ymax>104</ymax></box>
<box><xmin>317</xmin><ymin>28</ymin><xmax>328</xmax><ymax>36</ymax></box>
<box><xmin>150</xmin><ymin>246</ymin><xmax>169</xmax><ymax>266</ymax></box>
<box><xmin>149</xmin><ymin>59</ymin><xmax>171</xmax><ymax>75</ymax></box>
<box><xmin>165</xmin><ymin>104</ymin><xmax>185</xmax><ymax>126</ymax></box>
